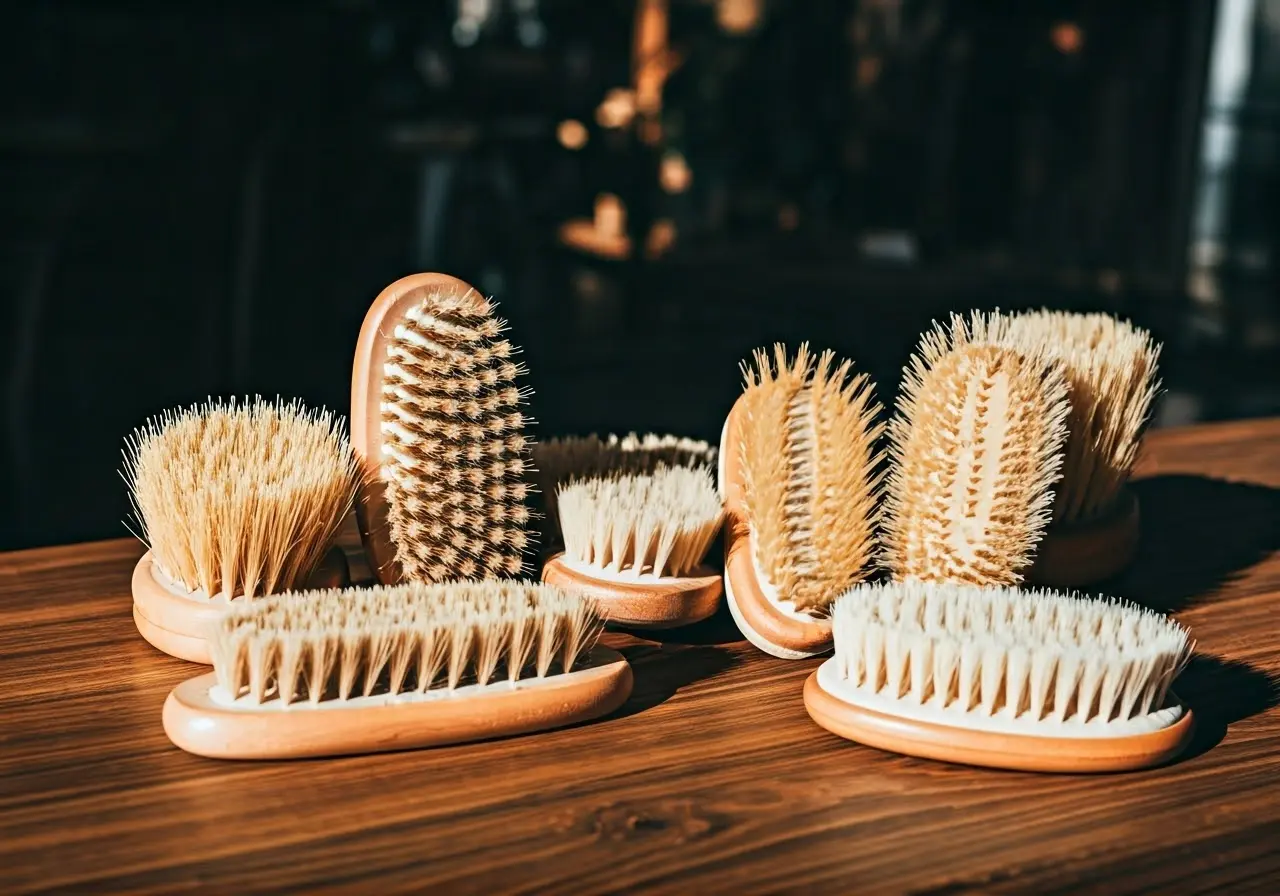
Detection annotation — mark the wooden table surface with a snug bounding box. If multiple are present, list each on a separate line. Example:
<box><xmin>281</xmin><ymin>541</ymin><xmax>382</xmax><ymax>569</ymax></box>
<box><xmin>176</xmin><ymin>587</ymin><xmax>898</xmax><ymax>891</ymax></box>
<box><xmin>4</xmin><ymin>417</ymin><xmax>1280</xmax><ymax>894</ymax></box>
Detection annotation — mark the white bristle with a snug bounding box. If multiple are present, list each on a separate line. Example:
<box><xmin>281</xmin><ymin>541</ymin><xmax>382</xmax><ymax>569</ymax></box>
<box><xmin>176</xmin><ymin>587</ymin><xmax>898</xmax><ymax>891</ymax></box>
<box><xmin>830</xmin><ymin>582</ymin><xmax>1192</xmax><ymax>727</ymax></box>
<box><xmin>206</xmin><ymin>581</ymin><xmax>604</xmax><ymax>706</ymax></box>
<box><xmin>556</xmin><ymin>466</ymin><xmax>724</xmax><ymax>578</ymax></box>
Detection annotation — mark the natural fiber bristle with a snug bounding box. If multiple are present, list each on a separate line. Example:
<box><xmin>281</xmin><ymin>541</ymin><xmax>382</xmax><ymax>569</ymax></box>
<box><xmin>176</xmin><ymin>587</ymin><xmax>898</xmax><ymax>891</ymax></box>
<box><xmin>208</xmin><ymin>580</ymin><xmax>603</xmax><ymax>705</ymax></box>
<box><xmin>884</xmin><ymin>328</ymin><xmax>1071</xmax><ymax>585</ymax></box>
<box><xmin>738</xmin><ymin>343</ymin><xmax>883</xmax><ymax>612</ymax></box>
<box><xmin>831</xmin><ymin>580</ymin><xmax>1193</xmax><ymax>725</ymax></box>
<box><xmin>557</xmin><ymin>466</ymin><xmax>723</xmax><ymax>577</ymax></box>
<box><xmin>961</xmin><ymin>310</ymin><xmax>1161</xmax><ymax>523</ymax></box>
<box><xmin>533</xmin><ymin>432</ymin><xmax>718</xmax><ymax>549</ymax></box>
<box><xmin>122</xmin><ymin>396</ymin><xmax>357</xmax><ymax>600</ymax></box>
<box><xmin>380</xmin><ymin>288</ymin><xmax>536</xmax><ymax>582</ymax></box>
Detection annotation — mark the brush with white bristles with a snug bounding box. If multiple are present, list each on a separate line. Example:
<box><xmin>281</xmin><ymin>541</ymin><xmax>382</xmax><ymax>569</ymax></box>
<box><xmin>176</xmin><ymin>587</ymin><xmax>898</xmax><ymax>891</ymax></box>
<box><xmin>162</xmin><ymin>580</ymin><xmax>633</xmax><ymax>760</ymax></box>
<box><xmin>803</xmin><ymin>580</ymin><xmax>1196</xmax><ymax>772</ymax></box>
<box><xmin>542</xmin><ymin>465</ymin><xmax>726</xmax><ymax>629</ymax></box>
<box><xmin>122</xmin><ymin>395</ymin><xmax>358</xmax><ymax>663</ymax></box>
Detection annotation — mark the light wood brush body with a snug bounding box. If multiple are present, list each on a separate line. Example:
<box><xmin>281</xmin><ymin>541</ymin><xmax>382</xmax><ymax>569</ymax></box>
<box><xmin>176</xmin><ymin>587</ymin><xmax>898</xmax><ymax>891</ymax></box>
<box><xmin>123</xmin><ymin>397</ymin><xmax>357</xmax><ymax>663</ymax></box>
<box><xmin>720</xmin><ymin>344</ymin><xmax>883</xmax><ymax>659</ymax></box>
<box><xmin>163</xmin><ymin>581</ymin><xmax>631</xmax><ymax>759</ymax></box>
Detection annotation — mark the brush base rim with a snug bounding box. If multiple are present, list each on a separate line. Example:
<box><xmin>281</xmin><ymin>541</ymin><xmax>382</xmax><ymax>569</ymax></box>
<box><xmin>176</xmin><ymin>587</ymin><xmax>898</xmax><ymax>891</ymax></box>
<box><xmin>803</xmin><ymin>662</ymin><xmax>1194</xmax><ymax>773</ymax></box>
<box><xmin>163</xmin><ymin>646</ymin><xmax>633</xmax><ymax>760</ymax></box>
<box><xmin>131</xmin><ymin>548</ymin><xmax>350</xmax><ymax>663</ymax></box>
<box><xmin>1028</xmin><ymin>488</ymin><xmax>1140</xmax><ymax>588</ymax></box>
<box><xmin>541</xmin><ymin>554</ymin><xmax>722</xmax><ymax>629</ymax></box>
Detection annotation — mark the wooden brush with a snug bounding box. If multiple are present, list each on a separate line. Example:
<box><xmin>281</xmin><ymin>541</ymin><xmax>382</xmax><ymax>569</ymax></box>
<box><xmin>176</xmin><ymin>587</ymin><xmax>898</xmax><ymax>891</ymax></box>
<box><xmin>541</xmin><ymin>465</ymin><xmax>724</xmax><ymax>629</ymax></box>
<box><xmin>882</xmin><ymin>321</ymin><xmax>1072</xmax><ymax>586</ymax></box>
<box><xmin>351</xmin><ymin>272</ymin><xmax>536</xmax><ymax>585</ymax></box>
<box><xmin>163</xmin><ymin>580</ymin><xmax>632</xmax><ymax>759</ymax></box>
<box><xmin>720</xmin><ymin>344</ymin><xmax>883</xmax><ymax>659</ymax></box>
<box><xmin>804</xmin><ymin>580</ymin><xmax>1196</xmax><ymax>772</ymax></box>
<box><xmin>123</xmin><ymin>396</ymin><xmax>357</xmax><ymax>663</ymax></box>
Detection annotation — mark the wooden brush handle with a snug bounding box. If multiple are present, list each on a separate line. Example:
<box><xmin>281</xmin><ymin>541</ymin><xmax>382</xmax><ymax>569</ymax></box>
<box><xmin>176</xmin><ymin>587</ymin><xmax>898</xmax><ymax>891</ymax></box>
<box><xmin>719</xmin><ymin>397</ymin><xmax>833</xmax><ymax>659</ymax></box>
<box><xmin>350</xmin><ymin>272</ymin><xmax>484</xmax><ymax>586</ymax></box>
<box><xmin>541</xmin><ymin>553</ymin><xmax>722</xmax><ymax>629</ymax></box>
<box><xmin>1028</xmin><ymin>487</ymin><xmax>1140</xmax><ymax>588</ymax></box>
<box><xmin>163</xmin><ymin>647</ymin><xmax>633</xmax><ymax>760</ymax></box>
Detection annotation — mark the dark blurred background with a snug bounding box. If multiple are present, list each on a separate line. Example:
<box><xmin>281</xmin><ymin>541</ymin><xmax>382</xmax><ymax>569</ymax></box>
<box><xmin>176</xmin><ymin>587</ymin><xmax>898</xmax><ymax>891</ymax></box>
<box><xmin>3</xmin><ymin>0</ymin><xmax>1279</xmax><ymax>551</ymax></box>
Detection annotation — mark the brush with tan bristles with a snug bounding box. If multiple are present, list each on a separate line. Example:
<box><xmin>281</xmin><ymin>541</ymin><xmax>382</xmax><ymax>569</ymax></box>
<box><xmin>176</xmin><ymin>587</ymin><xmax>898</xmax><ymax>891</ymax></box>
<box><xmin>541</xmin><ymin>465</ymin><xmax>725</xmax><ymax>629</ymax></box>
<box><xmin>882</xmin><ymin>319</ymin><xmax>1072</xmax><ymax>586</ymax></box>
<box><xmin>122</xmin><ymin>396</ymin><xmax>359</xmax><ymax>663</ymax></box>
<box><xmin>350</xmin><ymin>272</ymin><xmax>537</xmax><ymax>586</ymax></box>
<box><xmin>161</xmin><ymin>580</ymin><xmax>633</xmax><ymax>760</ymax></box>
<box><xmin>720</xmin><ymin>343</ymin><xmax>884</xmax><ymax>659</ymax></box>
<box><xmin>803</xmin><ymin>580</ymin><xmax>1196</xmax><ymax>772</ymax></box>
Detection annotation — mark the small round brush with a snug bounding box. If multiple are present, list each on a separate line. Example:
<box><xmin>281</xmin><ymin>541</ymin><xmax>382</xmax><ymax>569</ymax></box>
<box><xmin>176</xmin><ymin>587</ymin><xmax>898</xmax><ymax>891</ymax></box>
<box><xmin>541</xmin><ymin>465</ymin><xmax>724</xmax><ymax>629</ymax></box>
<box><xmin>123</xmin><ymin>396</ymin><xmax>358</xmax><ymax>663</ymax></box>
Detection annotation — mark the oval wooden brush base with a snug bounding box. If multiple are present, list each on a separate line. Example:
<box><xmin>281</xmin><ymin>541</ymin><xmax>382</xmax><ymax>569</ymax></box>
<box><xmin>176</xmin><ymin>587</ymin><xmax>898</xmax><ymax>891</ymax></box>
<box><xmin>541</xmin><ymin>553</ymin><xmax>722</xmax><ymax>629</ymax></box>
<box><xmin>131</xmin><ymin>548</ymin><xmax>350</xmax><ymax>664</ymax></box>
<box><xmin>163</xmin><ymin>646</ymin><xmax>633</xmax><ymax>760</ymax></box>
<box><xmin>1028</xmin><ymin>488</ymin><xmax>1140</xmax><ymax>588</ymax></box>
<box><xmin>803</xmin><ymin>662</ymin><xmax>1195</xmax><ymax>773</ymax></box>
<box><xmin>719</xmin><ymin>400</ymin><xmax>832</xmax><ymax>659</ymax></box>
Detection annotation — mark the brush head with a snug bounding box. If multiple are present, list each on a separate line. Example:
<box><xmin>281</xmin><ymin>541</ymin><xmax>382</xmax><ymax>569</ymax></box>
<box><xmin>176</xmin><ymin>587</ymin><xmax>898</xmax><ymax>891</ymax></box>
<box><xmin>557</xmin><ymin>465</ymin><xmax>724</xmax><ymax>578</ymax></box>
<box><xmin>375</xmin><ymin>285</ymin><xmax>536</xmax><ymax>582</ymax></box>
<box><xmin>207</xmin><ymin>580</ymin><xmax>604</xmax><ymax>706</ymax></box>
<box><xmin>737</xmin><ymin>343</ymin><xmax>884</xmax><ymax>613</ymax></box>
<box><xmin>122</xmin><ymin>396</ymin><xmax>357</xmax><ymax>600</ymax></box>
<box><xmin>883</xmin><ymin>324</ymin><xmax>1071</xmax><ymax>585</ymax></box>
<box><xmin>829</xmin><ymin>580</ymin><xmax>1192</xmax><ymax>730</ymax></box>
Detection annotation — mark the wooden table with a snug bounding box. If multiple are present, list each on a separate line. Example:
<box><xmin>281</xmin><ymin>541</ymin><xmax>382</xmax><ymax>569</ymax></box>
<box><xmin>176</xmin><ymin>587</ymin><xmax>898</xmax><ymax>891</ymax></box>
<box><xmin>4</xmin><ymin>418</ymin><xmax>1280</xmax><ymax>893</ymax></box>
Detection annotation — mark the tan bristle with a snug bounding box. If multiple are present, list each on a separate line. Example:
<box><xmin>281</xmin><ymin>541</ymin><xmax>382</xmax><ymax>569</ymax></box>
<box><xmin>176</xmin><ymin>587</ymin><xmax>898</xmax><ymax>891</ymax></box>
<box><xmin>121</xmin><ymin>396</ymin><xmax>357</xmax><ymax>600</ymax></box>
<box><xmin>557</xmin><ymin>466</ymin><xmax>723</xmax><ymax>577</ymax></box>
<box><xmin>831</xmin><ymin>580</ymin><xmax>1193</xmax><ymax>725</ymax></box>
<box><xmin>207</xmin><ymin>580</ymin><xmax>604</xmax><ymax>705</ymax></box>
<box><xmin>738</xmin><ymin>343</ymin><xmax>883</xmax><ymax>612</ymax></box>
<box><xmin>962</xmin><ymin>310</ymin><xmax>1161</xmax><ymax>523</ymax></box>
<box><xmin>883</xmin><ymin>328</ymin><xmax>1071</xmax><ymax>585</ymax></box>
<box><xmin>533</xmin><ymin>432</ymin><xmax>718</xmax><ymax>548</ymax></box>
<box><xmin>380</xmin><ymin>288</ymin><xmax>536</xmax><ymax>582</ymax></box>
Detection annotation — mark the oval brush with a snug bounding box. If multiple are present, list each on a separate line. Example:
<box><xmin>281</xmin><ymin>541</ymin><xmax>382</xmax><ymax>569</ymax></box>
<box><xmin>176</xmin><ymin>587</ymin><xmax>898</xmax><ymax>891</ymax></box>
<box><xmin>881</xmin><ymin>325</ymin><xmax>1072</xmax><ymax>585</ymax></box>
<box><xmin>123</xmin><ymin>397</ymin><xmax>358</xmax><ymax>664</ymax></box>
<box><xmin>350</xmin><ymin>272</ymin><xmax>536</xmax><ymax>585</ymax></box>
<box><xmin>163</xmin><ymin>580</ymin><xmax>632</xmax><ymax>760</ymax></box>
<box><xmin>804</xmin><ymin>580</ymin><xmax>1195</xmax><ymax>773</ymax></box>
<box><xmin>720</xmin><ymin>344</ymin><xmax>884</xmax><ymax>659</ymax></box>
<box><xmin>541</xmin><ymin>465</ymin><xmax>724</xmax><ymax>629</ymax></box>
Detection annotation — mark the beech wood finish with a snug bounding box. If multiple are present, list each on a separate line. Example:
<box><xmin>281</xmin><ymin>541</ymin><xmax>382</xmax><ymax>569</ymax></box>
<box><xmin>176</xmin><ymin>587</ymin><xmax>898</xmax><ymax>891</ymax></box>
<box><xmin>541</xmin><ymin>553</ymin><xmax>723</xmax><ymax>629</ymax></box>
<box><xmin>1029</xmin><ymin>487</ymin><xmax>1141</xmax><ymax>588</ymax></box>
<box><xmin>4</xmin><ymin>417</ymin><xmax>1280</xmax><ymax>893</ymax></box>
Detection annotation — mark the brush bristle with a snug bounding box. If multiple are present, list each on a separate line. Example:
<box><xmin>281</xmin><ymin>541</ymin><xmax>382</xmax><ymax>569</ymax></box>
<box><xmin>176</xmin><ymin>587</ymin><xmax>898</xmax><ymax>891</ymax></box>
<box><xmin>380</xmin><ymin>287</ymin><xmax>536</xmax><ymax>582</ymax></box>
<box><xmin>557</xmin><ymin>466</ymin><xmax>723</xmax><ymax>577</ymax></box>
<box><xmin>831</xmin><ymin>580</ymin><xmax>1192</xmax><ymax>725</ymax></box>
<box><xmin>883</xmin><ymin>327</ymin><xmax>1071</xmax><ymax>585</ymax></box>
<box><xmin>207</xmin><ymin>581</ymin><xmax>604</xmax><ymax>705</ymax></box>
<box><xmin>122</xmin><ymin>396</ymin><xmax>358</xmax><ymax>600</ymax></box>
<box><xmin>738</xmin><ymin>344</ymin><xmax>884</xmax><ymax>612</ymax></box>
<box><xmin>533</xmin><ymin>432</ymin><xmax>718</xmax><ymax>548</ymax></box>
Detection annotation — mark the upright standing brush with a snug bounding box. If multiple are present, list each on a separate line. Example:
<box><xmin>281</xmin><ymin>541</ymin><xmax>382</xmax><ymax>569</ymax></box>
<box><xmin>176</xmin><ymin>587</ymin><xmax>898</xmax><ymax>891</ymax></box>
<box><xmin>541</xmin><ymin>465</ymin><xmax>724</xmax><ymax>628</ymax></box>
<box><xmin>123</xmin><ymin>397</ymin><xmax>357</xmax><ymax>663</ymax></box>
<box><xmin>720</xmin><ymin>344</ymin><xmax>883</xmax><ymax>659</ymax></box>
<box><xmin>350</xmin><ymin>272</ymin><xmax>536</xmax><ymax>585</ymax></box>
<box><xmin>881</xmin><ymin>320</ymin><xmax>1072</xmax><ymax>585</ymax></box>
<box><xmin>162</xmin><ymin>581</ymin><xmax>633</xmax><ymax>759</ymax></box>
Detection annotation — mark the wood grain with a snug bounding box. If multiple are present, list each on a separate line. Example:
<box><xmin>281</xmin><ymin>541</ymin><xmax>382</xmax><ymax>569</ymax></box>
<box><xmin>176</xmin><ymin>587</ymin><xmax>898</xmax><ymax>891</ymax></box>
<box><xmin>3</xmin><ymin>417</ymin><xmax>1280</xmax><ymax>894</ymax></box>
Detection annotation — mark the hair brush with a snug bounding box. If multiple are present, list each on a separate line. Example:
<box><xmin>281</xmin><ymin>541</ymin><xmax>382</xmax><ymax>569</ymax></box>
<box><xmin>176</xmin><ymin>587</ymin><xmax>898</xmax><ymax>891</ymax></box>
<box><xmin>720</xmin><ymin>344</ymin><xmax>883</xmax><ymax>659</ymax></box>
<box><xmin>541</xmin><ymin>465</ymin><xmax>724</xmax><ymax>629</ymax></box>
<box><xmin>350</xmin><ymin>272</ymin><xmax>536</xmax><ymax>585</ymax></box>
<box><xmin>804</xmin><ymin>580</ymin><xmax>1195</xmax><ymax>772</ymax></box>
<box><xmin>163</xmin><ymin>580</ymin><xmax>632</xmax><ymax>759</ymax></box>
<box><xmin>881</xmin><ymin>322</ymin><xmax>1071</xmax><ymax>585</ymax></box>
<box><xmin>123</xmin><ymin>396</ymin><xmax>356</xmax><ymax>663</ymax></box>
